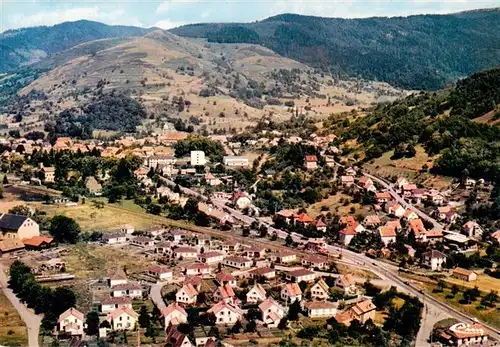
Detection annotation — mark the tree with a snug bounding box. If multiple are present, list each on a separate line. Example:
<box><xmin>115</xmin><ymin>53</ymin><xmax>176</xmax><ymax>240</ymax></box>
<box><xmin>8</xmin><ymin>205</ymin><xmax>31</xmax><ymax>216</ymax></box>
<box><xmin>451</xmin><ymin>284</ymin><xmax>459</xmax><ymax>296</ymax></box>
<box><xmin>49</xmin><ymin>215</ymin><xmax>81</xmax><ymax>243</ymax></box>
<box><xmin>287</xmin><ymin>299</ymin><xmax>301</xmax><ymax>320</ymax></box>
<box><xmin>285</xmin><ymin>234</ymin><xmax>293</xmax><ymax>246</ymax></box>
<box><xmin>245</xmin><ymin>320</ymin><xmax>257</xmax><ymax>332</ymax></box>
<box><xmin>2</xmin><ymin>175</ymin><xmax>8</xmax><ymax>184</ymax></box>
<box><xmin>231</xmin><ymin>320</ymin><xmax>242</xmax><ymax>334</ymax></box>
<box><xmin>138</xmin><ymin>305</ymin><xmax>150</xmax><ymax>328</ymax></box>
<box><xmin>85</xmin><ymin>311</ymin><xmax>100</xmax><ymax>336</ymax></box>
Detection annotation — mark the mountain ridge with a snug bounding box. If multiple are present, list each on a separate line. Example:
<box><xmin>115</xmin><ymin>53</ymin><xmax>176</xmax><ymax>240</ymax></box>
<box><xmin>171</xmin><ymin>8</ymin><xmax>500</xmax><ymax>90</ymax></box>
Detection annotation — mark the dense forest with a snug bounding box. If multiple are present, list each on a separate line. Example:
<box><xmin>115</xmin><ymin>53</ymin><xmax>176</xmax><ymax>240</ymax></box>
<box><xmin>0</xmin><ymin>20</ymin><xmax>153</xmax><ymax>71</ymax></box>
<box><xmin>334</xmin><ymin>67</ymin><xmax>500</xmax><ymax>180</ymax></box>
<box><xmin>171</xmin><ymin>9</ymin><xmax>500</xmax><ymax>90</ymax></box>
<box><xmin>45</xmin><ymin>92</ymin><xmax>145</xmax><ymax>138</ymax></box>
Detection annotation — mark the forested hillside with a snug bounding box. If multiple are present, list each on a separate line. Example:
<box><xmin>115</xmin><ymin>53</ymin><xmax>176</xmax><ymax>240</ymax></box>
<box><xmin>171</xmin><ymin>9</ymin><xmax>500</xmax><ymax>90</ymax></box>
<box><xmin>0</xmin><ymin>20</ymin><xmax>153</xmax><ymax>71</ymax></box>
<box><xmin>332</xmin><ymin>67</ymin><xmax>500</xmax><ymax>181</ymax></box>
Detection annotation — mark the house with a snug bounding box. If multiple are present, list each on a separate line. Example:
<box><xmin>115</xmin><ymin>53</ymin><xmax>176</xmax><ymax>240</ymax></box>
<box><xmin>101</xmin><ymin>297</ymin><xmax>133</xmax><ymax>314</ymax></box>
<box><xmin>315</xmin><ymin>219</ymin><xmax>327</xmax><ymax>232</ymax></box>
<box><xmin>109</xmin><ymin>269</ymin><xmax>128</xmax><ymax>287</ymax></box>
<box><xmin>401</xmin><ymin>184</ymin><xmax>418</xmax><ymax>198</ymax></box>
<box><xmin>111</xmin><ymin>283</ymin><xmax>143</xmax><ymax>298</ymax></box>
<box><xmin>463</xmin><ymin>221</ymin><xmax>483</xmax><ymax>239</ymax></box>
<box><xmin>169</xmin><ymin>229</ymin><xmax>186</xmax><ymax>243</ymax></box>
<box><xmin>334</xmin><ymin>274</ymin><xmax>357</xmax><ymax>296</ymax></box>
<box><xmin>246</xmin><ymin>283</ymin><xmax>267</xmax><ymax>304</ymax></box>
<box><xmin>0</xmin><ymin>213</ymin><xmax>40</xmax><ymax>239</ymax></box>
<box><xmin>396</xmin><ymin>177</ymin><xmax>409</xmax><ymax>189</ymax></box>
<box><xmin>286</xmin><ymin>269</ymin><xmax>316</xmax><ymax>283</ymax></box>
<box><xmin>442</xmin><ymin>322</ymin><xmax>488</xmax><ymax>346</ymax></box>
<box><xmin>341</xmin><ymin>175</ymin><xmax>355</xmax><ymax>186</ymax></box>
<box><xmin>216</xmin><ymin>272</ymin><xmax>237</xmax><ymax>287</ymax></box>
<box><xmin>207</xmin><ymin>301</ymin><xmax>243</xmax><ymax>325</ymax></box>
<box><xmin>191</xmin><ymin>150</ymin><xmax>207</xmax><ymax>166</ymax></box>
<box><xmin>425</xmin><ymin>229</ymin><xmax>444</xmax><ymax>243</ymax></box>
<box><xmin>233</xmin><ymin>192</ymin><xmax>252</xmax><ymax>210</ymax></box>
<box><xmin>245</xmin><ymin>246</ymin><xmax>267</xmax><ymax>259</ymax></box>
<box><xmin>426</xmin><ymin>191</ymin><xmax>445</xmax><ymax>205</ymax></box>
<box><xmin>147</xmin><ymin>226</ymin><xmax>167</xmax><ymax>238</ymax></box>
<box><xmin>223</xmin><ymin>256</ymin><xmax>253</xmax><ymax>269</ymax></box>
<box><xmin>403</xmin><ymin>209</ymin><xmax>419</xmax><ymax>221</ymax></box>
<box><xmin>358</xmin><ymin>176</ymin><xmax>373</xmax><ymax>187</ymax></box>
<box><xmin>422</xmin><ymin>250</ymin><xmax>447</xmax><ymax>271</ymax></box>
<box><xmin>148</xmin><ymin>265</ymin><xmax>173</xmax><ymax>281</ymax></box>
<box><xmin>147</xmin><ymin>155</ymin><xmax>175</xmax><ymax>168</ymax></box>
<box><xmin>409</xmin><ymin>219</ymin><xmax>427</xmax><ymax>239</ymax></box>
<box><xmin>22</xmin><ymin>236</ymin><xmax>54</xmax><ymax>250</ymax></box>
<box><xmin>41</xmin><ymin>166</ymin><xmax>56</xmax><ymax>183</ymax></box>
<box><xmin>176</xmin><ymin>284</ymin><xmax>198</xmax><ymax>304</ymax></box>
<box><xmin>0</xmin><ymin>238</ymin><xmax>25</xmax><ymax>254</ymax></box>
<box><xmin>345</xmin><ymin>167</ymin><xmax>357</xmax><ymax>176</ymax></box>
<box><xmin>436</xmin><ymin>206</ymin><xmax>459</xmax><ymax>224</ymax></box>
<box><xmin>198</xmin><ymin>203</ymin><xmax>235</xmax><ymax>225</ymax></box>
<box><xmin>281</xmin><ymin>283</ymin><xmax>302</xmax><ymax>303</ymax></box>
<box><xmin>310</xmin><ymin>279</ymin><xmax>330</xmax><ymax>300</ymax></box>
<box><xmin>350</xmin><ymin>299</ymin><xmax>376</xmax><ymax>323</ymax></box>
<box><xmin>379</xmin><ymin>226</ymin><xmax>397</xmax><ymax>246</ymax></box>
<box><xmin>184</xmin><ymin>262</ymin><xmax>211</xmax><ymax>276</ymax></box>
<box><xmin>375</xmin><ymin>192</ymin><xmax>392</xmax><ymax>204</ymax></box>
<box><xmin>363</xmin><ymin>215</ymin><xmax>381</xmax><ymax>228</ymax></box>
<box><xmin>102</xmin><ymin>233</ymin><xmax>127</xmax><ymax>244</ymax></box>
<box><xmin>106</xmin><ymin>307</ymin><xmax>138</xmax><ymax>331</ymax></box>
<box><xmin>204</xmin><ymin>173</ymin><xmax>221</xmax><ymax>186</ymax></box>
<box><xmin>271</xmin><ymin>251</ymin><xmax>297</xmax><ymax>264</ymax></box>
<box><xmin>155</xmin><ymin>241</ymin><xmax>173</xmax><ymax>254</ymax></box>
<box><xmin>452</xmin><ymin>268</ymin><xmax>477</xmax><ymax>282</ymax></box>
<box><xmin>275</xmin><ymin>209</ymin><xmax>295</xmax><ymax>224</ymax></box>
<box><xmin>259</xmin><ymin>298</ymin><xmax>285</xmax><ymax>328</ymax></box>
<box><xmin>302</xmin><ymin>255</ymin><xmax>328</xmax><ymax>270</ymax></box>
<box><xmin>130</xmin><ymin>236</ymin><xmax>155</xmax><ymax>247</ymax></box>
<box><xmin>305</xmin><ymin>155</ymin><xmax>318</xmax><ymax>170</ymax></box>
<box><xmin>85</xmin><ymin>176</ymin><xmax>102</xmax><ymax>195</ymax></box>
<box><xmin>223</xmin><ymin>156</ymin><xmax>249</xmax><ymax>168</ymax></box>
<box><xmin>385</xmin><ymin>202</ymin><xmax>405</xmax><ymax>218</ymax></box>
<box><xmin>249</xmin><ymin>267</ymin><xmax>276</xmax><ymax>280</ymax></box>
<box><xmin>197</xmin><ymin>251</ymin><xmax>224</xmax><ymax>264</ymax></box>
<box><xmin>173</xmin><ymin>246</ymin><xmax>198</xmax><ymax>259</ymax></box>
<box><xmin>295</xmin><ymin>213</ymin><xmax>313</xmax><ymax>225</ymax></box>
<box><xmin>162</xmin><ymin>302</ymin><xmax>188</xmax><ymax>326</ymax></box>
<box><xmin>213</xmin><ymin>284</ymin><xmax>237</xmax><ymax>305</ymax></box>
<box><xmin>220</xmin><ymin>240</ymin><xmax>240</xmax><ymax>253</ymax></box>
<box><xmin>339</xmin><ymin>226</ymin><xmax>357</xmax><ymax>246</ymax></box>
<box><xmin>58</xmin><ymin>308</ymin><xmax>84</xmax><ymax>336</ymax></box>
<box><xmin>121</xmin><ymin>224</ymin><xmax>135</xmax><ymax>235</ymax></box>
<box><xmin>306</xmin><ymin>301</ymin><xmax>338</xmax><ymax>318</ymax></box>
<box><xmin>165</xmin><ymin>323</ymin><xmax>194</xmax><ymax>347</ymax></box>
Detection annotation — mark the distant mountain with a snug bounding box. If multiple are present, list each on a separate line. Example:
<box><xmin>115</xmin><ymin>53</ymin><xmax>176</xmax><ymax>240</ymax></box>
<box><xmin>171</xmin><ymin>8</ymin><xmax>500</xmax><ymax>90</ymax></box>
<box><xmin>0</xmin><ymin>20</ymin><xmax>154</xmax><ymax>71</ymax></box>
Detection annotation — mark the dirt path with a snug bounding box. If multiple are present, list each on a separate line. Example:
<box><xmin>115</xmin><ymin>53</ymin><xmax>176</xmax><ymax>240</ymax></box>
<box><xmin>0</xmin><ymin>263</ymin><xmax>42</xmax><ymax>347</ymax></box>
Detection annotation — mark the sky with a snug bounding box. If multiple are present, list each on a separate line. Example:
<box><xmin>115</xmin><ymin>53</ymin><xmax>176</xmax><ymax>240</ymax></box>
<box><xmin>1</xmin><ymin>0</ymin><xmax>499</xmax><ymax>32</ymax></box>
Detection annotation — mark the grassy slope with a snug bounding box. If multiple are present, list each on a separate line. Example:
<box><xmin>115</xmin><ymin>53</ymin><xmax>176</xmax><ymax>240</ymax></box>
<box><xmin>0</xmin><ymin>293</ymin><xmax>28</xmax><ymax>346</ymax></box>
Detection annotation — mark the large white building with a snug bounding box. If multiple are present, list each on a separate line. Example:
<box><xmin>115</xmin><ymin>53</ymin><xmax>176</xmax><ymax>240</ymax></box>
<box><xmin>190</xmin><ymin>151</ymin><xmax>207</xmax><ymax>166</ymax></box>
<box><xmin>223</xmin><ymin>156</ymin><xmax>249</xmax><ymax>168</ymax></box>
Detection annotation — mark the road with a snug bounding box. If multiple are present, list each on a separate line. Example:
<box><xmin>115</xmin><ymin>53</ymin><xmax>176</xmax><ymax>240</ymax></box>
<box><xmin>157</xmin><ymin>173</ymin><xmax>500</xmax><ymax>343</ymax></box>
<box><xmin>0</xmin><ymin>263</ymin><xmax>42</xmax><ymax>347</ymax></box>
<box><xmin>364</xmin><ymin>173</ymin><xmax>443</xmax><ymax>230</ymax></box>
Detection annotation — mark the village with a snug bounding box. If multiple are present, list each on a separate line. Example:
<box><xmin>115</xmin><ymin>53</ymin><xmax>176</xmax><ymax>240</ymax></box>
<box><xmin>0</xmin><ymin>126</ymin><xmax>499</xmax><ymax>347</ymax></box>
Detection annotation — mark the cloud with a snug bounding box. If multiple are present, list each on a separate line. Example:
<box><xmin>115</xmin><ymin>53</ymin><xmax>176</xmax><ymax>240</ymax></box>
<box><xmin>153</xmin><ymin>19</ymin><xmax>187</xmax><ymax>30</ymax></box>
<box><xmin>200</xmin><ymin>10</ymin><xmax>211</xmax><ymax>19</ymax></box>
<box><xmin>156</xmin><ymin>2</ymin><xmax>170</xmax><ymax>14</ymax></box>
<box><xmin>6</xmin><ymin>6</ymin><xmax>144</xmax><ymax>30</ymax></box>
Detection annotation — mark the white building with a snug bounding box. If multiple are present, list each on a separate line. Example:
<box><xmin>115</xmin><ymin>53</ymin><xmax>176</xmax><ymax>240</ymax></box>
<box><xmin>207</xmin><ymin>301</ymin><xmax>243</xmax><ymax>325</ymax></box>
<box><xmin>259</xmin><ymin>298</ymin><xmax>285</xmax><ymax>328</ymax></box>
<box><xmin>106</xmin><ymin>307</ymin><xmax>138</xmax><ymax>331</ymax></box>
<box><xmin>111</xmin><ymin>283</ymin><xmax>143</xmax><ymax>298</ymax></box>
<box><xmin>190</xmin><ymin>151</ymin><xmax>207</xmax><ymax>166</ymax></box>
<box><xmin>310</xmin><ymin>279</ymin><xmax>329</xmax><ymax>300</ymax></box>
<box><xmin>148</xmin><ymin>266</ymin><xmax>173</xmax><ymax>281</ymax></box>
<box><xmin>101</xmin><ymin>297</ymin><xmax>133</xmax><ymax>314</ymax></box>
<box><xmin>281</xmin><ymin>283</ymin><xmax>302</xmax><ymax>303</ymax></box>
<box><xmin>162</xmin><ymin>302</ymin><xmax>188</xmax><ymax>326</ymax></box>
<box><xmin>176</xmin><ymin>284</ymin><xmax>198</xmax><ymax>304</ymax></box>
<box><xmin>58</xmin><ymin>308</ymin><xmax>84</xmax><ymax>336</ymax></box>
<box><xmin>223</xmin><ymin>256</ymin><xmax>253</xmax><ymax>269</ymax></box>
<box><xmin>223</xmin><ymin>156</ymin><xmax>249</xmax><ymax>168</ymax></box>
<box><xmin>422</xmin><ymin>250</ymin><xmax>447</xmax><ymax>271</ymax></box>
<box><xmin>246</xmin><ymin>283</ymin><xmax>267</xmax><ymax>304</ymax></box>
<box><xmin>305</xmin><ymin>301</ymin><xmax>338</xmax><ymax>318</ymax></box>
